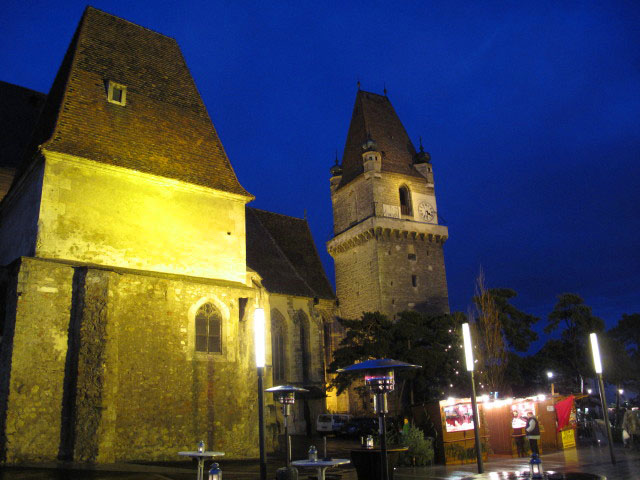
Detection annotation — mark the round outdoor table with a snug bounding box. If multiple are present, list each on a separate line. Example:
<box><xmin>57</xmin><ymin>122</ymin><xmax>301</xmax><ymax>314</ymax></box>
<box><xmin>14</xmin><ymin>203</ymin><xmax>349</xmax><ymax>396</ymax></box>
<box><xmin>350</xmin><ymin>447</ymin><xmax>408</xmax><ymax>480</ymax></box>
<box><xmin>291</xmin><ymin>458</ymin><xmax>351</xmax><ymax>480</ymax></box>
<box><xmin>178</xmin><ymin>451</ymin><xmax>225</xmax><ymax>480</ymax></box>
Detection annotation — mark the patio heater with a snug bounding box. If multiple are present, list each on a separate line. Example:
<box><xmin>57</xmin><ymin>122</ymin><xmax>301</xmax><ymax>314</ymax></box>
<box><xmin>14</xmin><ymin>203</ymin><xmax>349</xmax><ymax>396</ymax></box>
<box><xmin>590</xmin><ymin>333</ymin><xmax>615</xmax><ymax>464</ymax></box>
<box><xmin>337</xmin><ymin>359</ymin><xmax>420</xmax><ymax>480</ymax></box>
<box><xmin>266</xmin><ymin>384</ymin><xmax>309</xmax><ymax>477</ymax></box>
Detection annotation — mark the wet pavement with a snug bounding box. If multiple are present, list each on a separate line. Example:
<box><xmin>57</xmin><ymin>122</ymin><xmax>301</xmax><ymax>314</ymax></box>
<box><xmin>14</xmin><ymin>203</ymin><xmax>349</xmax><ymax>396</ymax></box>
<box><xmin>1</xmin><ymin>438</ymin><xmax>638</xmax><ymax>480</ymax></box>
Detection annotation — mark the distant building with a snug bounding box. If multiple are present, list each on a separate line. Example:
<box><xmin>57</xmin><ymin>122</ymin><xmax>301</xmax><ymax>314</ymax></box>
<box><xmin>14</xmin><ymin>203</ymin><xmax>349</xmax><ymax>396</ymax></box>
<box><xmin>0</xmin><ymin>7</ymin><xmax>334</xmax><ymax>463</ymax></box>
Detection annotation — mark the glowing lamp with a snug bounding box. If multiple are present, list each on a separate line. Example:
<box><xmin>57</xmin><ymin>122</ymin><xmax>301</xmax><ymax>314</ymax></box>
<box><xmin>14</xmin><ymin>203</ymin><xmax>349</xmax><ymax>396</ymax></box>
<box><xmin>208</xmin><ymin>463</ymin><xmax>222</xmax><ymax>480</ymax></box>
<box><xmin>590</xmin><ymin>333</ymin><xmax>602</xmax><ymax>374</ymax></box>
<box><xmin>547</xmin><ymin>371</ymin><xmax>554</xmax><ymax>379</ymax></box>
<box><xmin>529</xmin><ymin>454</ymin><xmax>544</xmax><ymax>478</ymax></box>
<box><xmin>254</xmin><ymin>308</ymin><xmax>265</xmax><ymax>368</ymax></box>
<box><xmin>462</xmin><ymin>323</ymin><xmax>474</xmax><ymax>371</ymax></box>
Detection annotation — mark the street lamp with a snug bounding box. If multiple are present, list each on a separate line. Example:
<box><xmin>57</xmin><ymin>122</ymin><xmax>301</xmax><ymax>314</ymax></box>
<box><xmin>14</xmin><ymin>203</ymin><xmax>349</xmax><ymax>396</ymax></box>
<box><xmin>337</xmin><ymin>358</ymin><xmax>420</xmax><ymax>480</ymax></box>
<box><xmin>462</xmin><ymin>323</ymin><xmax>483</xmax><ymax>474</ymax></box>
<box><xmin>590</xmin><ymin>332</ymin><xmax>615</xmax><ymax>464</ymax></box>
<box><xmin>547</xmin><ymin>371</ymin><xmax>555</xmax><ymax>396</ymax></box>
<box><xmin>254</xmin><ymin>308</ymin><xmax>267</xmax><ymax>480</ymax></box>
<box><xmin>266</xmin><ymin>384</ymin><xmax>309</xmax><ymax>473</ymax></box>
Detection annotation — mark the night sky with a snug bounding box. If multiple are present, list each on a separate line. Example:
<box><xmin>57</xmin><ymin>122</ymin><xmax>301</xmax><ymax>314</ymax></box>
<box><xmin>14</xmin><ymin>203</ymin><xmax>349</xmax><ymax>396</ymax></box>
<box><xmin>2</xmin><ymin>1</ymin><xmax>639</xmax><ymax>352</ymax></box>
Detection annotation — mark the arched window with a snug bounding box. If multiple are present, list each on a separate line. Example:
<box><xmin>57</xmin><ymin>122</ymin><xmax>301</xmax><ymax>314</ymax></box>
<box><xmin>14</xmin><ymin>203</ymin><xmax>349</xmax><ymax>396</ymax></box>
<box><xmin>195</xmin><ymin>302</ymin><xmax>222</xmax><ymax>353</ymax></box>
<box><xmin>271</xmin><ymin>309</ymin><xmax>286</xmax><ymax>382</ymax></box>
<box><xmin>297</xmin><ymin>311</ymin><xmax>311</xmax><ymax>382</ymax></box>
<box><xmin>399</xmin><ymin>186</ymin><xmax>412</xmax><ymax>216</ymax></box>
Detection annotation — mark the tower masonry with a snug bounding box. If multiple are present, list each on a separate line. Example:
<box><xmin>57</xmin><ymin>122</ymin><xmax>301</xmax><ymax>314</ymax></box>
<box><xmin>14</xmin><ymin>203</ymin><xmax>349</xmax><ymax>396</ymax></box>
<box><xmin>328</xmin><ymin>90</ymin><xmax>449</xmax><ymax>320</ymax></box>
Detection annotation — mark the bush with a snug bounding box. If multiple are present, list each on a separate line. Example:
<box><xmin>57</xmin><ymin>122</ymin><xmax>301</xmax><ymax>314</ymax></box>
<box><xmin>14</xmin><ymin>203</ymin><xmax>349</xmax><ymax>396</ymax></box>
<box><xmin>398</xmin><ymin>423</ymin><xmax>434</xmax><ymax>466</ymax></box>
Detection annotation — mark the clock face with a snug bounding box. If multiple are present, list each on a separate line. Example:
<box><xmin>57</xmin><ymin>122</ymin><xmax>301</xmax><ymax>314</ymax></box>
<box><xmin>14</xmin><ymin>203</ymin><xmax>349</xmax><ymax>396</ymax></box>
<box><xmin>418</xmin><ymin>202</ymin><xmax>435</xmax><ymax>221</ymax></box>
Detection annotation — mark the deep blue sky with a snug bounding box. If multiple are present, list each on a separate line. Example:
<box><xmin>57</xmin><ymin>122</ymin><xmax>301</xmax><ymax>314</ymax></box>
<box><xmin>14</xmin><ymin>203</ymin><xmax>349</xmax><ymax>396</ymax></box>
<box><xmin>2</xmin><ymin>1</ymin><xmax>639</xmax><ymax>351</ymax></box>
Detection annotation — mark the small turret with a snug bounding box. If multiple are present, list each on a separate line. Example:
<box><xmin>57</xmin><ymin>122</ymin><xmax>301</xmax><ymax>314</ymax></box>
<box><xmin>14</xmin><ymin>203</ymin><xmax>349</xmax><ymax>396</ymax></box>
<box><xmin>361</xmin><ymin>134</ymin><xmax>381</xmax><ymax>174</ymax></box>
<box><xmin>413</xmin><ymin>137</ymin><xmax>434</xmax><ymax>185</ymax></box>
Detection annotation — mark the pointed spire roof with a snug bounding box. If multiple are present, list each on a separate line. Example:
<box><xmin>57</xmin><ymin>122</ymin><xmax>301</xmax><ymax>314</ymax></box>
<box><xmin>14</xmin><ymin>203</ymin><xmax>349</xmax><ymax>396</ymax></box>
<box><xmin>338</xmin><ymin>90</ymin><xmax>423</xmax><ymax>189</ymax></box>
<box><xmin>17</xmin><ymin>6</ymin><xmax>251</xmax><ymax>198</ymax></box>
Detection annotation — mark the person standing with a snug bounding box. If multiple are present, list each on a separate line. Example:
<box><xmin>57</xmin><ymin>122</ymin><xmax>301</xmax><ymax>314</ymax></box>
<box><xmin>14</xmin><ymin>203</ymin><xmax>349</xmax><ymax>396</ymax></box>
<box><xmin>526</xmin><ymin>411</ymin><xmax>541</xmax><ymax>455</ymax></box>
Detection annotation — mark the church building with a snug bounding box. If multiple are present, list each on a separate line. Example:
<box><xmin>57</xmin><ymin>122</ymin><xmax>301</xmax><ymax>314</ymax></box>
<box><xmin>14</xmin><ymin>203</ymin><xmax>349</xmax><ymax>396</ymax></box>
<box><xmin>0</xmin><ymin>7</ymin><xmax>335</xmax><ymax>463</ymax></box>
<box><xmin>0</xmin><ymin>5</ymin><xmax>450</xmax><ymax>465</ymax></box>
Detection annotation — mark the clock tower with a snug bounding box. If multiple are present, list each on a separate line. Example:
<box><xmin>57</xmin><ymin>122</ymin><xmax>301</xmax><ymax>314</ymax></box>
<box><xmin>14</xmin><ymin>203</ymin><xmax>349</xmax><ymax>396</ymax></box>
<box><xmin>328</xmin><ymin>90</ymin><xmax>449</xmax><ymax>319</ymax></box>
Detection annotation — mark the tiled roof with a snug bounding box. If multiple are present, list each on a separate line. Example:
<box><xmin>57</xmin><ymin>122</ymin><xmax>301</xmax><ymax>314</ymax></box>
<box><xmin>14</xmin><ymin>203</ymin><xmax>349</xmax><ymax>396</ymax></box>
<box><xmin>246</xmin><ymin>207</ymin><xmax>335</xmax><ymax>300</ymax></box>
<box><xmin>17</xmin><ymin>6</ymin><xmax>250</xmax><ymax>197</ymax></box>
<box><xmin>0</xmin><ymin>81</ymin><xmax>46</xmax><ymax>168</ymax></box>
<box><xmin>338</xmin><ymin>90</ymin><xmax>423</xmax><ymax>188</ymax></box>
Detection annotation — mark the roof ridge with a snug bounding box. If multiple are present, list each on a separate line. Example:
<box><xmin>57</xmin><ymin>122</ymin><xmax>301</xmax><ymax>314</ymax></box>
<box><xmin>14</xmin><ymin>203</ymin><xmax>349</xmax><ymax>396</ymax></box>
<box><xmin>0</xmin><ymin>81</ymin><xmax>46</xmax><ymax>97</ymax></box>
<box><xmin>249</xmin><ymin>206</ymin><xmax>305</xmax><ymax>221</ymax></box>
<box><xmin>84</xmin><ymin>6</ymin><xmax>177</xmax><ymax>41</ymax></box>
<box><xmin>248</xmin><ymin>208</ymin><xmax>318</xmax><ymax>297</ymax></box>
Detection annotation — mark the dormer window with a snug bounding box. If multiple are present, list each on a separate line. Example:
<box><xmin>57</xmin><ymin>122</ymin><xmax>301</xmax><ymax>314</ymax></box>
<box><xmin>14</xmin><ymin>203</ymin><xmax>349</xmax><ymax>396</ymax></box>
<box><xmin>107</xmin><ymin>81</ymin><xmax>127</xmax><ymax>106</ymax></box>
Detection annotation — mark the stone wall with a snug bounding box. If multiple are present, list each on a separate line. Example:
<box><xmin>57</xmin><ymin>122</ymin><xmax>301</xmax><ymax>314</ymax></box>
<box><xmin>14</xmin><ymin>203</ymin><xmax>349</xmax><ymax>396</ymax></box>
<box><xmin>0</xmin><ymin>162</ymin><xmax>44</xmax><ymax>266</ymax></box>
<box><xmin>36</xmin><ymin>152</ymin><xmax>249</xmax><ymax>283</ymax></box>
<box><xmin>268</xmin><ymin>294</ymin><xmax>327</xmax><ymax>436</ymax></box>
<box><xmin>0</xmin><ymin>256</ymin><xmax>277</xmax><ymax>463</ymax></box>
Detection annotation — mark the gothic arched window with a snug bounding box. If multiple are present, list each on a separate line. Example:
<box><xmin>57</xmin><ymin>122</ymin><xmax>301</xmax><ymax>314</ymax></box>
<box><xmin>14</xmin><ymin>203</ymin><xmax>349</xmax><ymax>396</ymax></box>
<box><xmin>271</xmin><ymin>309</ymin><xmax>286</xmax><ymax>382</ymax></box>
<box><xmin>399</xmin><ymin>186</ymin><xmax>412</xmax><ymax>216</ymax></box>
<box><xmin>195</xmin><ymin>302</ymin><xmax>222</xmax><ymax>353</ymax></box>
<box><xmin>297</xmin><ymin>311</ymin><xmax>311</xmax><ymax>382</ymax></box>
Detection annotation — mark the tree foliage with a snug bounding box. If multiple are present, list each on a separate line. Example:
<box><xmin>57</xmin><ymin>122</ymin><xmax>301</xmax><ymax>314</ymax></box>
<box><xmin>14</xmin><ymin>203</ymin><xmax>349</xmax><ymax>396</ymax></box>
<box><xmin>544</xmin><ymin>293</ymin><xmax>605</xmax><ymax>390</ymax></box>
<box><xmin>328</xmin><ymin>311</ymin><xmax>467</xmax><ymax>405</ymax></box>
<box><xmin>471</xmin><ymin>271</ymin><xmax>507</xmax><ymax>393</ymax></box>
<box><xmin>489</xmin><ymin>288</ymin><xmax>539</xmax><ymax>352</ymax></box>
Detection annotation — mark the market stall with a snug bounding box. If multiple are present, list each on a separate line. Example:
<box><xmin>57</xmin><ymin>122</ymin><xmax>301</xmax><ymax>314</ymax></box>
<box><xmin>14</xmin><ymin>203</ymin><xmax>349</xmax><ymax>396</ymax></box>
<box><xmin>422</xmin><ymin>394</ymin><xmax>578</xmax><ymax>464</ymax></box>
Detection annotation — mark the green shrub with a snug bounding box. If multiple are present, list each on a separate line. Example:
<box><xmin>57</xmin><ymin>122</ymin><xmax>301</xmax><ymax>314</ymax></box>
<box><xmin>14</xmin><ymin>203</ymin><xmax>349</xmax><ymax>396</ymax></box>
<box><xmin>398</xmin><ymin>423</ymin><xmax>435</xmax><ymax>466</ymax></box>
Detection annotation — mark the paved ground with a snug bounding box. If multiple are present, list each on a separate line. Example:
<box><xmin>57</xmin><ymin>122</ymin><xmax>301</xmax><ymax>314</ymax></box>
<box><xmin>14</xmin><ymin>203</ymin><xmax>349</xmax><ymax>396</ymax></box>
<box><xmin>1</xmin><ymin>438</ymin><xmax>638</xmax><ymax>479</ymax></box>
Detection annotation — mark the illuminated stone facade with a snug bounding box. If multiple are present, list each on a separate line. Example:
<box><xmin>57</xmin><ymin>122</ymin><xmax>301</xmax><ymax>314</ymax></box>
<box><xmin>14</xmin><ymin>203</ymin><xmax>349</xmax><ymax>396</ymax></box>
<box><xmin>0</xmin><ymin>7</ymin><xmax>335</xmax><ymax>464</ymax></box>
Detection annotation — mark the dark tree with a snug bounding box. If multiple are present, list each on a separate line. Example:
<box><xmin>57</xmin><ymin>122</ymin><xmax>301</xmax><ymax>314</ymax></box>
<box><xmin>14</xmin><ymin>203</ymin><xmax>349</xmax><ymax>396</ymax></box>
<box><xmin>545</xmin><ymin>293</ymin><xmax>604</xmax><ymax>390</ymax></box>
<box><xmin>488</xmin><ymin>288</ymin><xmax>539</xmax><ymax>352</ymax></box>
<box><xmin>328</xmin><ymin>311</ymin><xmax>467</xmax><ymax>407</ymax></box>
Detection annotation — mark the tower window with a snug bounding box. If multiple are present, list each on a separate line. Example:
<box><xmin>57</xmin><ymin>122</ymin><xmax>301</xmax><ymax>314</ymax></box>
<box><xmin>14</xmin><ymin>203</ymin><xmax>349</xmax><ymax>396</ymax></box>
<box><xmin>107</xmin><ymin>80</ymin><xmax>127</xmax><ymax>106</ymax></box>
<box><xmin>408</xmin><ymin>253</ymin><xmax>416</xmax><ymax>261</ymax></box>
<box><xmin>399</xmin><ymin>186</ymin><xmax>412</xmax><ymax>215</ymax></box>
<box><xmin>195</xmin><ymin>302</ymin><xmax>222</xmax><ymax>353</ymax></box>
<box><xmin>412</xmin><ymin>275</ymin><xmax>418</xmax><ymax>287</ymax></box>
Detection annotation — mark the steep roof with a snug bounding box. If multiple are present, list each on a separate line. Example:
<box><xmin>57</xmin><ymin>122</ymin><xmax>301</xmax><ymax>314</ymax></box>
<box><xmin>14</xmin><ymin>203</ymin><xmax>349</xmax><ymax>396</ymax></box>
<box><xmin>17</xmin><ymin>6</ymin><xmax>250</xmax><ymax>197</ymax></box>
<box><xmin>246</xmin><ymin>208</ymin><xmax>335</xmax><ymax>300</ymax></box>
<box><xmin>338</xmin><ymin>90</ymin><xmax>423</xmax><ymax>188</ymax></box>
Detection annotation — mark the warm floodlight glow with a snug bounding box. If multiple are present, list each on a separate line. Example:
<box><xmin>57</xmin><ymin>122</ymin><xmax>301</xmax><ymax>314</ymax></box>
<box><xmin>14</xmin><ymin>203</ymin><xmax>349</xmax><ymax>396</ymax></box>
<box><xmin>254</xmin><ymin>308</ymin><xmax>265</xmax><ymax>368</ymax></box>
<box><xmin>587</xmin><ymin>389</ymin><xmax>592</xmax><ymax>394</ymax></box>
<box><xmin>538</xmin><ymin>394</ymin><xmax>546</xmax><ymax>401</ymax></box>
<box><xmin>462</xmin><ymin>323</ymin><xmax>474</xmax><ymax>371</ymax></box>
<box><xmin>547</xmin><ymin>371</ymin><xmax>554</xmax><ymax>379</ymax></box>
<box><xmin>590</xmin><ymin>333</ymin><xmax>602</xmax><ymax>374</ymax></box>
<box><xmin>619</xmin><ymin>389</ymin><xmax>624</xmax><ymax>395</ymax></box>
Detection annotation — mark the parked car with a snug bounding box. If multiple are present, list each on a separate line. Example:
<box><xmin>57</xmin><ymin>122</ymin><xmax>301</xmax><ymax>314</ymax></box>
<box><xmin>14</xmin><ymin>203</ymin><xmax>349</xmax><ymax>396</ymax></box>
<box><xmin>339</xmin><ymin>417</ymin><xmax>378</xmax><ymax>438</ymax></box>
<box><xmin>317</xmin><ymin>414</ymin><xmax>351</xmax><ymax>434</ymax></box>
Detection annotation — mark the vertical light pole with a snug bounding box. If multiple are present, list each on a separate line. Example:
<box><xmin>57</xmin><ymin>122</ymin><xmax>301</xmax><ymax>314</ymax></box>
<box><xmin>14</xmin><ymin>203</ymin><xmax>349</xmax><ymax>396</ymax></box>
<box><xmin>590</xmin><ymin>333</ymin><xmax>615</xmax><ymax>464</ymax></box>
<box><xmin>254</xmin><ymin>308</ymin><xmax>267</xmax><ymax>480</ymax></box>
<box><xmin>462</xmin><ymin>323</ymin><xmax>483</xmax><ymax>474</ymax></box>
<box><xmin>547</xmin><ymin>371</ymin><xmax>555</xmax><ymax>396</ymax></box>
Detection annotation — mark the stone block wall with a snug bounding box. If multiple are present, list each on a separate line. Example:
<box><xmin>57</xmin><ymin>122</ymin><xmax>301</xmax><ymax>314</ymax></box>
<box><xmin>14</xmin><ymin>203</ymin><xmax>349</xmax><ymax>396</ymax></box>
<box><xmin>333</xmin><ymin>240</ymin><xmax>382</xmax><ymax>319</ymax></box>
<box><xmin>0</xmin><ymin>256</ymin><xmax>276</xmax><ymax>463</ymax></box>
